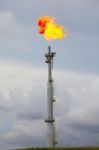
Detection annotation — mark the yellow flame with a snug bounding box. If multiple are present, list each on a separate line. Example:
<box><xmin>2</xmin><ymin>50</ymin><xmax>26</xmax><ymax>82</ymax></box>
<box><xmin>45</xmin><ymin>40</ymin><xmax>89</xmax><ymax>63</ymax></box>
<box><xmin>44</xmin><ymin>23</ymin><xmax>64</xmax><ymax>40</ymax></box>
<box><xmin>37</xmin><ymin>16</ymin><xmax>65</xmax><ymax>41</ymax></box>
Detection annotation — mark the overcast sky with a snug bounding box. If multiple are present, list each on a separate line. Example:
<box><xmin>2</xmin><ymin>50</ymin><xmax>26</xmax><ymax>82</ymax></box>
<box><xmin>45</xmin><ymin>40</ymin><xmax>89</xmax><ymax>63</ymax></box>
<box><xmin>0</xmin><ymin>0</ymin><xmax>99</xmax><ymax>150</ymax></box>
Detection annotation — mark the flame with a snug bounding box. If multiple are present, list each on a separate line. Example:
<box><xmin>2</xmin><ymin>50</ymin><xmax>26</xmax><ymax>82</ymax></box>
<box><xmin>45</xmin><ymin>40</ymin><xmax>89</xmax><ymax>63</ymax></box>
<box><xmin>37</xmin><ymin>16</ymin><xmax>65</xmax><ymax>41</ymax></box>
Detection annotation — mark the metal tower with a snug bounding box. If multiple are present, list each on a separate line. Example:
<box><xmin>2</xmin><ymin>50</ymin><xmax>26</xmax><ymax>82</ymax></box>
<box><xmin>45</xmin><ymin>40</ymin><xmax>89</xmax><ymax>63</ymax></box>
<box><xmin>45</xmin><ymin>46</ymin><xmax>57</xmax><ymax>147</ymax></box>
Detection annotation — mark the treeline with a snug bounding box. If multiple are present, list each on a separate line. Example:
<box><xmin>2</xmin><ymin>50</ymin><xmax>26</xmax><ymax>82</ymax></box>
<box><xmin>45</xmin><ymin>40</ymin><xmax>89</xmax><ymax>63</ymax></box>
<box><xmin>12</xmin><ymin>147</ymin><xmax>99</xmax><ymax>150</ymax></box>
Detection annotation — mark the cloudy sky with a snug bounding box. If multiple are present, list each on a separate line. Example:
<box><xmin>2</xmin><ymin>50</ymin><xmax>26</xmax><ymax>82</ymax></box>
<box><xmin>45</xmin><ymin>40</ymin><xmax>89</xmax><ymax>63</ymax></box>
<box><xmin>0</xmin><ymin>0</ymin><xmax>99</xmax><ymax>149</ymax></box>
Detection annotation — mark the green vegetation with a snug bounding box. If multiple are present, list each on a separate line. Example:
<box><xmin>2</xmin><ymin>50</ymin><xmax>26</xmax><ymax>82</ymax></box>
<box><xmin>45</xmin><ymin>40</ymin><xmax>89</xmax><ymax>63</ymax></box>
<box><xmin>12</xmin><ymin>147</ymin><xmax>99</xmax><ymax>150</ymax></box>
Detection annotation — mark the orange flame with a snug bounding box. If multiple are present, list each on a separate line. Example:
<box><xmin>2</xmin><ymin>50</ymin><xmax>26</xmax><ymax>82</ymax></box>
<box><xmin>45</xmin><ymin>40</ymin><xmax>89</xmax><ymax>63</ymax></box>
<box><xmin>37</xmin><ymin>16</ymin><xmax>65</xmax><ymax>41</ymax></box>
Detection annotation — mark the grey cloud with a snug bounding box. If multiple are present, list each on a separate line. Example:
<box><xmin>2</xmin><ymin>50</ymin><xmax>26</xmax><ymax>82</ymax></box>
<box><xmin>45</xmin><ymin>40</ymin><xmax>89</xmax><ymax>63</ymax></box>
<box><xmin>0</xmin><ymin>1</ymin><xmax>99</xmax><ymax>75</ymax></box>
<box><xmin>4</xmin><ymin>119</ymin><xmax>46</xmax><ymax>149</ymax></box>
<box><xmin>70</xmin><ymin>123</ymin><xmax>99</xmax><ymax>133</ymax></box>
<box><xmin>8</xmin><ymin>86</ymin><xmax>46</xmax><ymax>121</ymax></box>
<box><xmin>0</xmin><ymin>0</ymin><xmax>99</xmax><ymax>149</ymax></box>
<box><xmin>17</xmin><ymin>112</ymin><xmax>42</xmax><ymax>121</ymax></box>
<box><xmin>0</xmin><ymin>60</ymin><xmax>99</xmax><ymax>148</ymax></box>
<box><xmin>0</xmin><ymin>10</ymin><xmax>33</xmax><ymax>41</ymax></box>
<box><xmin>0</xmin><ymin>94</ymin><xmax>12</xmax><ymax>112</ymax></box>
<box><xmin>0</xmin><ymin>0</ymin><xmax>99</xmax><ymax>30</ymax></box>
<box><xmin>54</xmin><ymin>74</ymin><xmax>99</xmax><ymax>146</ymax></box>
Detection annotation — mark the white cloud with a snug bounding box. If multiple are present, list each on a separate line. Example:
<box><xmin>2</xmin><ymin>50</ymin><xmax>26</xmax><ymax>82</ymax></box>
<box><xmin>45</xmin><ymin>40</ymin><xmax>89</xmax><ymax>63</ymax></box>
<box><xmin>0</xmin><ymin>60</ymin><xmax>99</xmax><ymax>149</ymax></box>
<box><xmin>0</xmin><ymin>10</ymin><xmax>35</xmax><ymax>55</ymax></box>
<box><xmin>4</xmin><ymin>119</ymin><xmax>45</xmax><ymax>146</ymax></box>
<box><xmin>0</xmin><ymin>11</ymin><xmax>20</xmax><ymax>38</ymax></box>
<box><xmin>0</xmin><ymin>60</ymin><xmax>45</xmax><ymax>96</ymax></box>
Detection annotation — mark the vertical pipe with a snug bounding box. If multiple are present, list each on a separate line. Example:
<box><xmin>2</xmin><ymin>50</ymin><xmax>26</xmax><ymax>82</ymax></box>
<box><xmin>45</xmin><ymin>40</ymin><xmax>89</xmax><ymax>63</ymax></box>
<box><xmin>45</xmin><ymin>46</ymin><xmax>57</xmax><ymax>148</ymax></box>
<box><xmin>48</xmin><ymin>46</ymin><xmax>52</xmax><ymax>82</ymax></box>
<box><xmin>47</xmin><ymin>82</ymin><xmax>54</xmax><ymax>147</ymax></box>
